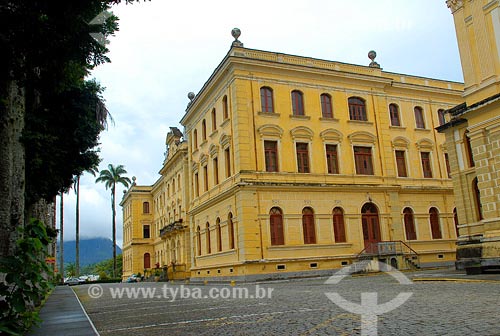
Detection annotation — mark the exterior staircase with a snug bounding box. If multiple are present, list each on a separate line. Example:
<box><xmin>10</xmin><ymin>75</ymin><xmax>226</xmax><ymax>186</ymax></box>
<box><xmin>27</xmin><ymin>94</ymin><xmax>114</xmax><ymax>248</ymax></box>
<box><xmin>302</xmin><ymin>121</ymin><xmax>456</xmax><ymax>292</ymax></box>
<box><xmin>356</xmin><ymin>240</ymin><xmax>420</xmax><ymax>271</ymax></box>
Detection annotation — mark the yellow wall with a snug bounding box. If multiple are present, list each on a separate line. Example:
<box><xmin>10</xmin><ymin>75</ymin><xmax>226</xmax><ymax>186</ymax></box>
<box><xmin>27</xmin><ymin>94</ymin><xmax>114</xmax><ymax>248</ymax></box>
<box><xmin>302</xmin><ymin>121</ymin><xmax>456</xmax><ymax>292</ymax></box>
<box><xmin>440</xmin><ymin>0</ymin><xmax>500</xmax><ymax>267</ymax></box>
<box><xmin>180</xmin><ymin>46</ymin><xmax>463</xmax><ymax>280</ymax></box>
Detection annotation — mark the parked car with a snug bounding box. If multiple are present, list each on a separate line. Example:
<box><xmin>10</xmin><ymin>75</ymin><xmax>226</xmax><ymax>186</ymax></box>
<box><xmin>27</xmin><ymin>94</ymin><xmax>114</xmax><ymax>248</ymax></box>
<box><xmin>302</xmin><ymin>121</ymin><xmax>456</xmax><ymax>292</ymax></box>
<box><xmin>64</xmin><ymin>277</ymin><xmax>81</xmax><ymax>286</ymax></box>
<box><xmin>126</xmin><ymin>274</ymin><xmax>139</xmax><ymax>283</ymax></box>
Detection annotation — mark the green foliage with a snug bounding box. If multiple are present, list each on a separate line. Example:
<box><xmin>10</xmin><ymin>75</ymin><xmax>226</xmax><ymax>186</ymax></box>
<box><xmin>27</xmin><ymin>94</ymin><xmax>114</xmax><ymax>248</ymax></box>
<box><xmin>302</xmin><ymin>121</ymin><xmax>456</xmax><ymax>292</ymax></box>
<box><xmin>96</xmin><ymin>164</ymin><xmax>130</xmax><ymax>277</ymax></box>
<box><xmin>65</xmin><ymin>263</ymin><xmax>77</xmax><ymax>277</ymax></box>
<box><xmin>93</xmin><ymin>254</ymin><xmax>123</xmax><ymax>278</ymax></box>
<box><xmin>0</xmin><ymin>219</ymin><xmax>55</xmax><ymax>335</ymax></box>
<box><xmin>23</xmin><ymin>80</ymin><xmax>105</xmax><ymax>205</ymax></box>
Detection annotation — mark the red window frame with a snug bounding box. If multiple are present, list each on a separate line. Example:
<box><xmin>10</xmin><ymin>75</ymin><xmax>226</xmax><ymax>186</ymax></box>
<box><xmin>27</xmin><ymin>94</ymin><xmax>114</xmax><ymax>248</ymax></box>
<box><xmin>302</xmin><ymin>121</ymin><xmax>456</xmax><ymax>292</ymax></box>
<box><xmin>321</xmin><ymin>93</ymin><xmax>333</xmax><ymax>118</ymax></box>
<box><xmin>444</xmin><ymin>153</ymin><xmax>451</xmax><ymax>178</ymax></box>
<box><xmin>206</xmin><ymin>223</ymin><xmax>211</xmax><ymax>254</ymax></box>
<box><xmin>291</xmin><ymin>90</ymin><xmax>304</xmax><ymax>116</ymax></box>
<box><xmin>211</xmin><ymin>108</ymin><xmax>217</xmax><ymax>131</ymax></box>
<box><xmin>260</xmin><ymin>87</ymin><xmax>274</xmax><ymax>113</ymax></box>
<box><xmin>332</xmin><ymin>207</ymin><xmax>346</xmax><ymax>243</ymax></box>
<box><xmin>395</xmin><ymin>150</ymin><xmax>407</xmax><ymax>177</ymax></box>
<box><xmin>196</xmin><ymin>226</ymin><xmax>201</xmax><ymax>256</ymax></box>
<box><xmin>143</xmin><ymin>201</ymin><xmax>150</xmax><ymax>214</ymax></box>
<box><xmin>421</xmin><ymin>152</ymin><xmax>432</xmax><ymax>178</ymax></box>
<box><xmin>414</xmin><ymin>106</ymin><xmax>425</xmax><ymax>129</ymax></box>
<box><xmin>296</xmin><ymin>142</ymin><xmax>310</xmax><ymax>173</ymax></box>
<box><xmin>270</xmin><ymin>207</ymin><xmax>284</xmax><ymax>245</ymax></box>
<box><xmin>203</xmin><ymin>165</ymin><xmax>208</xmax><ymax>191</ymax></box>
<box><xmin>348</xmin><ymin>97</ymin><xmax>367</xmax><ymax>121</ymax></box>
<box><xmin>389</xmin><ymin>103</ymin><xmax>400</xmax><ymax>126</ymax></box>
<box><xmin>216</xmin><ymin>218</ymin><xmax>222</xmax><ymax>252</ymax></box>
<box><xmin>354</xmin><ymin>146</ymin><xmax>374</xmax><ymax>175</ymax></box>
<box><xmin>222</xmin><ymin>95</ymin><xmax>229</xmax><ymax>119</ymax></box>
<box><xmin>429</xmin><ymin>208</ymin><xmax>442</xmax><ymax>239</ymax></box>
<box><xmin>403</xmin><ymin>208</ymin><xmax>417</xmax><ymax>240</ymax></box>
<box><xmin>228</xmin><ymin>213</ymin><xmax>235</xmax><ymax>250</ymax></box>
<box><xmin>302</xmin><ymin>207</ymin><xmax>316</xmax><ymax>244</ymax></box>
<box><xmin>202</xmin><ymin>119</ymin><xmax>207</xmax><ymax>140</ymax></box>
<box><xmin>264</xmin><ymin>140</ymin><xmax>278</xmax><ymax>172</ymax></box>
<box><xmin>326</xmin><ymin>144</ymin><xmax>339</xmax><ymax>174</ymax></box>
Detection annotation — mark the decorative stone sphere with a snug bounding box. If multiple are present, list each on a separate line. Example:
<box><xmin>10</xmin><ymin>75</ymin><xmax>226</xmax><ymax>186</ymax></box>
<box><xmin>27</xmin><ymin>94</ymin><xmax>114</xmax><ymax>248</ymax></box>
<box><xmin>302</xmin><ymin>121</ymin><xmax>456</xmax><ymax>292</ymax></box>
<box><xmin>231</xmin><ymin>28</ymin><xmax>241</xmax><ymax>40</ymax></box>
<box><xmin>187</xmin><ymin>92</ymin><xmax>195</xmax><ymax>101</ymax></box>
<box><xmin>368</xmin><ymin>50</ymin><xmax>377</xmax><ymax>61</ymax></box>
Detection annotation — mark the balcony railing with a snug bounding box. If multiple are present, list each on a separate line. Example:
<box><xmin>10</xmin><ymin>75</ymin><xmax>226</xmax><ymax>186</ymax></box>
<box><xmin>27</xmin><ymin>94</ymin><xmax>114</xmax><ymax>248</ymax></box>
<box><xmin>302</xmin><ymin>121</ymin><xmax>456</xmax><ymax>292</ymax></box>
<box><xmin>159</xmin><ymin>219</ymin><xmax>184</xmax><ymax>238</ymax></box>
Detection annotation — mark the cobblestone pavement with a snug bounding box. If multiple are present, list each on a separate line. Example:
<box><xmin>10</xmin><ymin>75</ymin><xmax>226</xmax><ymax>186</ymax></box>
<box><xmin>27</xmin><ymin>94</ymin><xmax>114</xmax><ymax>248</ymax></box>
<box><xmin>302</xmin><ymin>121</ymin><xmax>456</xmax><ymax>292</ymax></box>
<box><xmin>74</xmin><ymin>272</ymin><xmax>500</xmax><ymax>336</ymax></box>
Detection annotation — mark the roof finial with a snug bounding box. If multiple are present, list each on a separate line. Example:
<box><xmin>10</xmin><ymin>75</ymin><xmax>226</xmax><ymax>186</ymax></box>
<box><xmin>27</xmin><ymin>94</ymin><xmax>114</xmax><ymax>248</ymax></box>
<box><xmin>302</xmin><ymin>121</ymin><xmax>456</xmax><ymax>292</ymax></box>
<box><xmin>368</xmin><ymin>50</ymin><xmax>380</xmax><ymax>68</ymax></box>
<box><xmin>231</xmin><ymin>28</ymin><xmax>243</xmax><ymax>47</ymax></box>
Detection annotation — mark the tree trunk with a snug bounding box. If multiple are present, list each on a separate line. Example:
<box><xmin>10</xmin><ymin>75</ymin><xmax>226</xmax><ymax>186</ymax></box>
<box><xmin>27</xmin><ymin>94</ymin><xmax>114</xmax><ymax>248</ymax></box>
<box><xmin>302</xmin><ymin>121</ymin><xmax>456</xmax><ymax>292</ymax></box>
<box><xmin>111</xmin><ymin>186</ymin><xmax>116</xmax><ymax>278</ymax></box>
<box><xmin>76</xmin><ymin>176</ymin><xmax>80</xmax><ymax>277</ymax></box>
<box><xmin>0</xmin><ymin>80</ymin><xmax>25</xmax><ymax>258</ymax></box>
<box><xmin>59</xmin><ymin>193</ymin><xmax>64</xmax><ymax>279</ymax></box>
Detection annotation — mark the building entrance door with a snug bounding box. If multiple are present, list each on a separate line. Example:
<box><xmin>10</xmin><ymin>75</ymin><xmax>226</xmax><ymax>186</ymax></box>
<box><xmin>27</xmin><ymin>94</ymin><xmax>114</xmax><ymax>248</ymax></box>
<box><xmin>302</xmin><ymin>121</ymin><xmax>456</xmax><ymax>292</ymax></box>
<box><xmin>362</xmin><ymin>203</ymin><xmax>381</xmax><ymax>253</ymax></box>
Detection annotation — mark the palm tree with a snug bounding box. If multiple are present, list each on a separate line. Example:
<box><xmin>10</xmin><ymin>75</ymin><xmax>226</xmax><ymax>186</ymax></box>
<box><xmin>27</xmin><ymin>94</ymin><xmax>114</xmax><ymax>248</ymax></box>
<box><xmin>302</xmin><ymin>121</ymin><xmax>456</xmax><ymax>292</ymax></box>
<box><xmin>96</xmin><ymin>164</ymin><xmax>131</xmax><ymax>278</ymax></box>
<box><xmin>73</xmin><ymin>166</ymin><xmax>99</xmax><ymax>277</ymax></box>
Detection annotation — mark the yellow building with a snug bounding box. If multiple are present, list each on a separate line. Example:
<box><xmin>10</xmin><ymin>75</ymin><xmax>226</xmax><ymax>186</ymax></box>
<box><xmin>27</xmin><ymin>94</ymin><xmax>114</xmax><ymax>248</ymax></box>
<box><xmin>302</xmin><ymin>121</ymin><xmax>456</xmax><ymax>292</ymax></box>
<box><xmin>437</xmin><ymin>0</ymin><xmax>500</xmax><ymax>274</ymax></box>
<box><xmin>121</xmin><ymin>127</ymin><xmax>191</xmax><ymax>280</ymax></box>
<box><xmin>123</xmin><ymin>31</ymin><xmax>464</xmax><ymax>281</ymax></box>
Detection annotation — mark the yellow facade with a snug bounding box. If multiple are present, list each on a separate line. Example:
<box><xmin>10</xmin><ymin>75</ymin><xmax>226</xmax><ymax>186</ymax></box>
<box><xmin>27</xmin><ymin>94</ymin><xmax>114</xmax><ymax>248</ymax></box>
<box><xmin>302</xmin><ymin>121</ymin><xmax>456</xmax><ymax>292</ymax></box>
<box><xmin>438</xmin><ymin>0</ymin><xmax>500</xmax><ymax>273</ymax></box>
<box><xmin>121</xmin><ymin>128</ymin><xmax>191</xmax><ymax>280</ymax></box>
<box><xmin>123</xmin><ymin>34</ymin><xmax>465</xmax><ymax>281</ymax></box>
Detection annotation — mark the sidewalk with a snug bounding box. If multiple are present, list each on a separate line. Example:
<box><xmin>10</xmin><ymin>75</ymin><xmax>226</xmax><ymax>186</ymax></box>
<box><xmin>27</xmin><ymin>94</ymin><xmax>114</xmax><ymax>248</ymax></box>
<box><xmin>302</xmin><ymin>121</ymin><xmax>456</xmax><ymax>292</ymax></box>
<box><xmin>29</xmin><ymin>285</ymin><xmax>98</xmax><ymax>336</ymax></box>
<box><xmin>409</xmin><ymin>267</ymin><xmax>500</xmax><ymax>282</ymax></box>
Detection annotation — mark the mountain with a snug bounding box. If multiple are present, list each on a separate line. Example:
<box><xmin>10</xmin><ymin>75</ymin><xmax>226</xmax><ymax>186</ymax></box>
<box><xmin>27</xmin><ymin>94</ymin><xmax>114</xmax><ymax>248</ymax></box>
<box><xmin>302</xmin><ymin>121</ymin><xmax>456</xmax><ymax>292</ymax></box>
<box><xmin>62</xmin><ymin>238</ymin><xmax>122</xmax><ymax>266</ymax></box>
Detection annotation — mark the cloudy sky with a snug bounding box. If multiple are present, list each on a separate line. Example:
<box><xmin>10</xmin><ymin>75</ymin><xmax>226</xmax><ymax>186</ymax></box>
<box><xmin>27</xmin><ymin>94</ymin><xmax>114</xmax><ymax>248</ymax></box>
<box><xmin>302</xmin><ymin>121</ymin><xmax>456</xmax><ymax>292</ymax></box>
<box><xmin>58</xmin><ymin>0</ymin><xmax>464</xmax><ymax>247</ymax></box>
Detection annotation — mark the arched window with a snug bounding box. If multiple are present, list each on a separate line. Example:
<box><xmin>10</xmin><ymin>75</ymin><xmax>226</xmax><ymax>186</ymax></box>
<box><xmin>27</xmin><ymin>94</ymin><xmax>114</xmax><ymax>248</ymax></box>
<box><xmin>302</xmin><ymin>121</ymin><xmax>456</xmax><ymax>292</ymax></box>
<box><xmin>332</xmin><ymin>207</ymin><xmax>346</xmax><ymax>243</ymax></box>
<box><xmin>320</xmin><ymin>93</ymin><xmax>333</xmax><ymax>118</ymax></box>
<box><xmin>429</xmin><ymin>207</ymin><xmax>442</xmax><ymax>239</ymax></box>
<box><xmin>269</xmin><ymin>207</ymin><xmax>284</xmax><ymax>245</ymax></box>
<box><xmin>291</xmin><ymin>90</ymin><xmax>305</xmax><ymax>116</ymax></box>
<box><xmin>453</xmin><ymin>208</ymin><xmax>459</xmax><ymax>237</ymax></box>
<box><xmin>228</xmin><ymin>212</ymin><xmax>235</xmax><ymax>250</ymax></box>
<box><xmin>216</xmin><ymin>218</ymin><xmax>222</xmax><ymax>252</ymax></box>
<box><xmin>202</xmin><ymin>119</ymin><xmax>207</xmax><ymax>141</ymax></box>
<box><xmin>389</xmin><ymin>103</ymin><xmax>400</xmax><ymax>126</ymax></box>
<box><xmin>143</xmin><ymin>202</ymin><xmax>150</xmax><ymax>214</ymax></box>
<box><xmin>438</xmin><ymin>109</ymin><xmax>446</xmax><ymax>126</ymax></box>
<box><xmin>348</xmin><ymin>97</ymin><xmax>367</xmax><ymax>121</ymax></box>
<box><xmin>211</xmin><ymin>108</ymin><xmax>217</xmax><ymax>131</ymax></box>
<box><xmin>196</xmin><ymin>226</ymin><xmax>201</xmax><ymax>256</ymax></box>
<box><xmin>302</xmin><ymin>207</ymin><xmax>316</xmax><ymax>244</ymax></box>
<box><xmin>414</xmin><ymin>106</ymin><xmax>425</xmax><ymax>129</ymax></box>
<box><xmin>222</xmin><ymin>95</ymin><xmax>229</xmax><ymax>119</ymax></box>
<box><xmin>361</xmin><ymin>203</ymin><xmax>381</xmax><ymax>252</ymax></box>
<box><xmin>144</xmin><ymin>253</ymin><xmax>151</xmax><ymax>269</ymax></box>
<box><xmin>193</xmin><ymin>129</ymin><xmax>198</xmax><ymax>148</ymax></box>
<box><xmin>473</xmin><ymin>177</ymin><xmax>483</xmax><ymax>221</ymax></box>
<box><xmin>205</xmin><ymin>222</ymin><xmax>211</xmax><ymax>254</ymax></box>
<box><xmin>465</xmin><ymin>130</ymin><xmax>475</xmax><ymax>167</ymax></box>
<box><xmin>403</xmin><ymin>208</ymin><xmax>417</xmax><ymax>240</ymax></box>
<box><xmin>260</xmin><ymin>87</ymin><xmax>274</xmax><ymax>113</ymax></box>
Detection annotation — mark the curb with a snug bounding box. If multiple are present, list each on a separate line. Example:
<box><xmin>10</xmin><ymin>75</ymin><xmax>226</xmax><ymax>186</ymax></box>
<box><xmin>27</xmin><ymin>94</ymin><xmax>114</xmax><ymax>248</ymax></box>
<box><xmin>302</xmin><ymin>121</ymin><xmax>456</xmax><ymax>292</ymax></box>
<box><xmin>412</xmin><ymin>277</ymin><xmax>500</xmax><ymax>283</ymax></box>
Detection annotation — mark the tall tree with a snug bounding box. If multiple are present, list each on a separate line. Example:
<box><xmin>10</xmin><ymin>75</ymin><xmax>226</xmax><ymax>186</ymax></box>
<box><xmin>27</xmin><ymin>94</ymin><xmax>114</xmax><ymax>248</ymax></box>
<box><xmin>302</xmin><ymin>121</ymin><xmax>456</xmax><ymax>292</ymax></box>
<box><xmin>96</xmin><ymin>164</ymin><xmax>131</xmax><ymax>278</ymax></box>
<box><xmin>73</xmin><ymin>166</ymin><xmax>99</xmax><ymax>276</ymax></box>
<box><xmin>0</xmin><ymin>0</ymin><xmax>147</xmax><ymax>257</ymax></box>
<box><xmin>59</xmin><ymin>193</ymin><xmax>64</xmax><ymax>280</ymax></box>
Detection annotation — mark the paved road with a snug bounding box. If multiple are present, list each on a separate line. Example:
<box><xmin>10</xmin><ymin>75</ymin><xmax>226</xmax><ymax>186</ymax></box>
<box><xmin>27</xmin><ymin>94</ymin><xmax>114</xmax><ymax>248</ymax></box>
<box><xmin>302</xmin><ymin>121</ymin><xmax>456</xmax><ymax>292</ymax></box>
<box><xmin>74</xmin><ymin>271</ymin><xmax>500</xmax><ymax>335</ymax></box>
